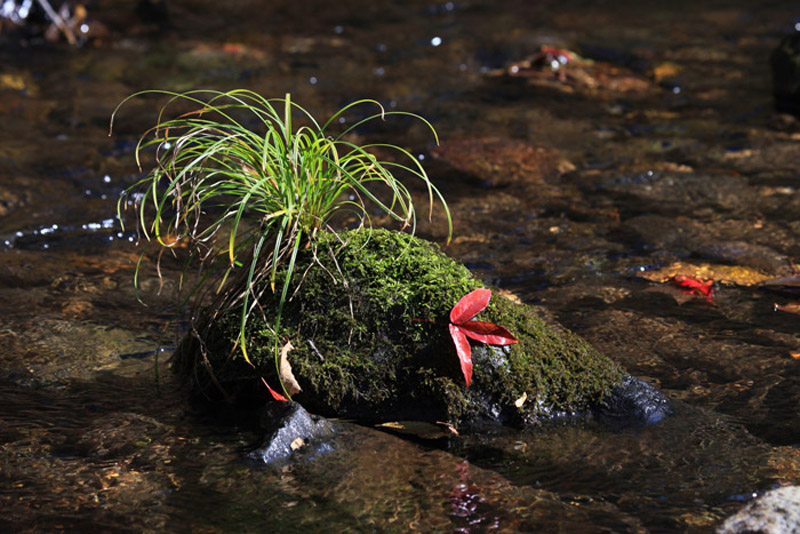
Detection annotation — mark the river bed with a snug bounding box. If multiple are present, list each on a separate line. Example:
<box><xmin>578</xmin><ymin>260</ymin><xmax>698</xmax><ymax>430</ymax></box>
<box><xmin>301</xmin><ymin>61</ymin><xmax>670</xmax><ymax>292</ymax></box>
<box><xmin>2</xmin><ymin>1</ymin><xmax>800</xmax><ymax>532</ymax></box>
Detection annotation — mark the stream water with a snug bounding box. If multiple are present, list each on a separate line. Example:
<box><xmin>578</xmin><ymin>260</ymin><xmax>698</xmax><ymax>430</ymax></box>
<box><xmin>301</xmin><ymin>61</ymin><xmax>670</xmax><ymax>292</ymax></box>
<box><xmin>2</xmin><ymin>0</ymin><xmax>800</xmax><ymax>532</ymax></box>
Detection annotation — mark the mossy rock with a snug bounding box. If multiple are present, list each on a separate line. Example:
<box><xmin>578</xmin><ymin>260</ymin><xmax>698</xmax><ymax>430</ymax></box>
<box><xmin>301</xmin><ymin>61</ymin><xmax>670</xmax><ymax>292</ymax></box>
<box><xmin>176</xmin><ymin>229</ymin><xmax>624</xmax><ymax>427</ymax></box>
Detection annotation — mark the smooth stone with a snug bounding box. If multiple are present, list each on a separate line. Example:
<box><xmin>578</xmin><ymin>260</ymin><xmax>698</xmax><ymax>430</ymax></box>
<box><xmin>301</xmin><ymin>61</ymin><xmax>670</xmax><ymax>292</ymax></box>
<box><xmin>717</xmin><ymin>486</ymin><xmax>800</xmax><ymax>534</ymax></box>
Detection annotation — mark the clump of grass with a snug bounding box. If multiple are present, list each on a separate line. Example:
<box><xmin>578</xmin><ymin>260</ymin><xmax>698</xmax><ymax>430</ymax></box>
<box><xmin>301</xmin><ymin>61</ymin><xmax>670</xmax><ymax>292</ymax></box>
<box><xmin>111</xmin><ymin>89</ymin><xmax>451</xmax><ymax>397</ymax></box>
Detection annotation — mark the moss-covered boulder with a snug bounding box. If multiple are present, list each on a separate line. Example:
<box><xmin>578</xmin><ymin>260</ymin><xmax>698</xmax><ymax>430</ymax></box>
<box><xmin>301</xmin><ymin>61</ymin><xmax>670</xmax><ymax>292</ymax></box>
<box><xmin>176</xmin><ymin>229</ymin><xmax>624</xmax><ymax>427</ymax></box>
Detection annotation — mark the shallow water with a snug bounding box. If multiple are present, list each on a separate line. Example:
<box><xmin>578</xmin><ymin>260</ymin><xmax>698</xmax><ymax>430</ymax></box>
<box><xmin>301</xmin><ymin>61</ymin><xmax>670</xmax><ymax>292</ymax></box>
<box><xmin>2</xmin><ymin>0</ymin><xmax>800</xmax><ymax>532</ymax></box>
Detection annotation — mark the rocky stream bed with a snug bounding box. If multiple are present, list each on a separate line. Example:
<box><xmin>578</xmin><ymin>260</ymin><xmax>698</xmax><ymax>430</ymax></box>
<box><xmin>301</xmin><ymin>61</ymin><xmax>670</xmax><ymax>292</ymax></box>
<box><xmin>3</xmin><ymin>0</ymin><xmax>800</xmax><ymax>532</ymax></box>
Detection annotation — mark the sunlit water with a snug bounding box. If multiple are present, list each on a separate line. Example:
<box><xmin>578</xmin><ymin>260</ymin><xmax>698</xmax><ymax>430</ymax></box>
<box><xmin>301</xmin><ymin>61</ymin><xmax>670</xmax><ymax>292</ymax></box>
<box><xmin>2</xmin><ymin>0</ymin><xmax>800</xmax><ymax>532</ymax></box>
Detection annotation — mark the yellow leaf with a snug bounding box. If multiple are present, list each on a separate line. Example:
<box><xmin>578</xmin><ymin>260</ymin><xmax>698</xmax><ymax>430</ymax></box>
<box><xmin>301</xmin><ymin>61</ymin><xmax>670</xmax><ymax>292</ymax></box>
<box><xmin>636</xmin><ymin>262</ymin><xmax>772</xmax><ymax>286</ymax></box>
<box><xmin>514</xmin><ymin>392</ymin><xmax>528</xmax><ymax>408</ymax></box>
<box><xmin>0</xmin><ymin>74</ymin><xmax>27</xmax><ymax>91</ymax></box>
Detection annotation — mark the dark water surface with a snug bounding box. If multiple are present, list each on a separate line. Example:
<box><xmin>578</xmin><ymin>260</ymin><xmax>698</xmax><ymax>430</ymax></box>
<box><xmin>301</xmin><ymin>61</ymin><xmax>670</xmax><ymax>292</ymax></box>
<box><xmin>2</xmin><ymin>0</ymin><xmax>800</xmax><ymax>532</ymax></box>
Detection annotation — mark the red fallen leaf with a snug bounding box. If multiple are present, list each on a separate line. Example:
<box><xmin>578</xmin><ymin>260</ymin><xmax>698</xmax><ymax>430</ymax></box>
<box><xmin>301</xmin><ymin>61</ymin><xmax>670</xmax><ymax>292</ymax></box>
<box><xmin>449</xmin><ymin>324</ymin><xmax>473</xmax><ymax>387</ymax></box>
<box><xmin>670</xmin><ymin>275</ymin><xmax>713</xmax><ymax>299</ymax></box>
<box><xmin>539</xmin><ymin>46</ymin><xmax>574</xmax><ymax>63</ymax></box>
<box><xmin>458</xmin><ymin>320</ymin><xmax>518</xmax><ymax>346</ymax></box>
<box><xmin>261</xmin><ymin>376</ymin><xmax>288</xmax><ymax>402</ymax></box>
<box><xmin>448</xmin><ymin>289</ymin><xmax>519</xmax><ymax>387</ymax></box>
<box><xmin>450</xmin><ymin>288</ymin><xmax>492</xmax><ymax>324</ymax></box>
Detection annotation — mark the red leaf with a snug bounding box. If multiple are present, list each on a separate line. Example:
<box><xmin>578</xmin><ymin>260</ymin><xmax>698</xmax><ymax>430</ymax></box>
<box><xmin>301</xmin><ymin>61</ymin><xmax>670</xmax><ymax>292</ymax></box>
<box><xmin>450</xmin><ymin>288</ymin><xmax>491</xmax><ymax>325</ymax></box>
<box><xmin>449</xmin><ymin>324</ymin><xmax>473</xmax><ymax>387</ymax></box>
<box><xmin>261</xmin><ymin>376</ymin><xmax>288</xmax><ymax>402</ymax></box>
<box><xmin>446</xmin><ymin>288</ymin><xmax>520</xmax><ymax>387</ymax></box>
<box><xmin>540</xmin><ymin>46</ymin><xmax>574</xmax><ymax>63</ymax></box>
<box><xmin>459</xmin><ymin>320</ymin><xmax>519</xmax><ymax>346</ymax></box>
<box><xmin>670</xmin><ymin>275</ymin><xmax>713</xmax><ymax>298</ymax></box>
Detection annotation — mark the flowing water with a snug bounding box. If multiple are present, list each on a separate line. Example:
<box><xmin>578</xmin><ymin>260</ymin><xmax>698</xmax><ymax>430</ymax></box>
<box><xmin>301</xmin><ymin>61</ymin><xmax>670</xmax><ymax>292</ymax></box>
<box><xmin>2</xmin><ymin>0</ymin><xmax>800</xmax><ymax>532</ymax></box>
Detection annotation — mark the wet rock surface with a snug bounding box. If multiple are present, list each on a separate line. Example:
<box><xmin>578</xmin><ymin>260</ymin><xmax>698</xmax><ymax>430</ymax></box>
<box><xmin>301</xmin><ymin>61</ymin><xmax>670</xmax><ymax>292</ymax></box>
<box><xmin>432</xmin><ymin>136</ymin><xmax>571</xmax><ymax>187</ymax></box>
<box><xmin>717</xmin><ymin>485</ymin><xmax>800</xmax><ymax>534</ymax></box>
<box><xmin>594</xmin><ymin>375</ymin><xmax>673</xmax><ymax>426</ymax></box>
<box><xmin>246</xmin><ymin>402</ymin><xmax>337</xmax><ymax>466</ymax></box>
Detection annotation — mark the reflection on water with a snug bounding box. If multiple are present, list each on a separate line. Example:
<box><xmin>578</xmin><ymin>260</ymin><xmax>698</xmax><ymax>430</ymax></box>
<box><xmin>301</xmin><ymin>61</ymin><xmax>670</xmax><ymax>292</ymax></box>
<box><xmin>0</xmin><ymin>375</ymin><xmax>787</xmax><ymax>533</ymax></box>
<box><xmin>2</xmin><ymin>0</ymin><xmax>800</xmax><ymax>531</ymax></box>
<box><xmin>460</xmin><ymin>406</ymin><xmax>780</xmax><ymax>532</ymax></box>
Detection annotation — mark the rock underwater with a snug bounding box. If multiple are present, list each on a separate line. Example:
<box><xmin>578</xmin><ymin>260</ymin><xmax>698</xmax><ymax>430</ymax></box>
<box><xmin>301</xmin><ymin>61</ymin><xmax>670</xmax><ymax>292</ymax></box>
<box><xmin>771</xmin><ymin>32</ymin><xmax>800</xmax><ymax>117</ymax></box>
<box><xmin>175</xmin><ymin>229</ymin><xmax>669</xmax><ymax>434</ymax></box>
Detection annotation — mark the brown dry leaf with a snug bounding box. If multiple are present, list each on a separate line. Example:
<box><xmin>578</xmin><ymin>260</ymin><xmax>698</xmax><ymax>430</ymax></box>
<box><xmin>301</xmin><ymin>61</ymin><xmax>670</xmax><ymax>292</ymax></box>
<box><xmin>652</xmin><ymin>62</ymin><xmax>681</xmax><ymax>83</ymax></box>
<box><xmin>495</xmin><ymin>288</ymin><xmax>523</xmax><ymax>305</ymax></box>
<box><xmin>637</xmin><ymin>262</ymin><xmax>772</xmax><ymax>286</ymax></box>
<box><xmin>0</xmin><ymin>74</ymin><xmax>28</xmax><ymax>91</ymax></box>
<box><xmin>514</xmin><ymin>392</ymin><xmax>528</xmax><ymax>408</ymax></box>
<box><xmin>279</xmin><ymin>341</ymin><xmax>302</xmax><ymax>396</ymax></box>
<box><xmin>557</xmin><ymin>159</ymin><xmax>577</xmax><ymax>174</ymax></box>
<box><xmin>790</xmin><ymin>351</ymin><xmax>800</xmax><ymax>360</ymax></box>
<box><xmin>775</xmin><ymin>303</ymin><xmax>800</xmax><ymax>315</ymax></box>
<box><xmin>376</xmin><ymin>421</ymin><xmax>456</xmax><ymax>440</ymax></box>
<box><xmin>435</xmin><ymin>421</ymin><xmax>459</xmax><ymax>436</ymax></box>
<box><xmin>723</xmin><ymin>148</ymin><xmax>754</xmax><ymax>160</ymax></box>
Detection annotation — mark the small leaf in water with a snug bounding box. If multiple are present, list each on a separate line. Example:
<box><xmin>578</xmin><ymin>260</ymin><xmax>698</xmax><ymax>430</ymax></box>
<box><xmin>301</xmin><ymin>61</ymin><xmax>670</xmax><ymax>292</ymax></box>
<box><xmin>669</xmin><ymin>275</ymin><xmax>714</xmax><ymax>299</ymax></box>
<box><xmin>774</xmin><ymin>302</ymin><xmax>800</xmax><ymax>315</ymax></box>
<box><xmin>637</xmin><ymin>261</ymin><xmax>771</xmax><ymax>287</ymax></box>
<box><xmin>435</xmin><ymin>421</ymin><xmax>459</xmax><ymax>436</ymax></box>
<box><xmin>376</xmin><ymin>421</ymin><xmax>458</xmax><ymax>440</ymax></box>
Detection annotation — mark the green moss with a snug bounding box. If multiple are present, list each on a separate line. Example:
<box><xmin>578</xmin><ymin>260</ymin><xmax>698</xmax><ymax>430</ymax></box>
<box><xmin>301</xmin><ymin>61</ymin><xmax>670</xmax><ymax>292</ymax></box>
<box><xmin>180</xmin><ymin>229</ymin><xmax>623</xmax><ymax>425</ymax></box>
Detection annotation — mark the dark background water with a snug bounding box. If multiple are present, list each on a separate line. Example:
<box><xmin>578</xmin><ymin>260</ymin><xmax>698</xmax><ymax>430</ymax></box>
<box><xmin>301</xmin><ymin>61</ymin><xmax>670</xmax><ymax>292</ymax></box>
<box><xmin>2</xmin><ymin>1</ymin><xmax>800</xmax><ymax>532</ymax></box>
